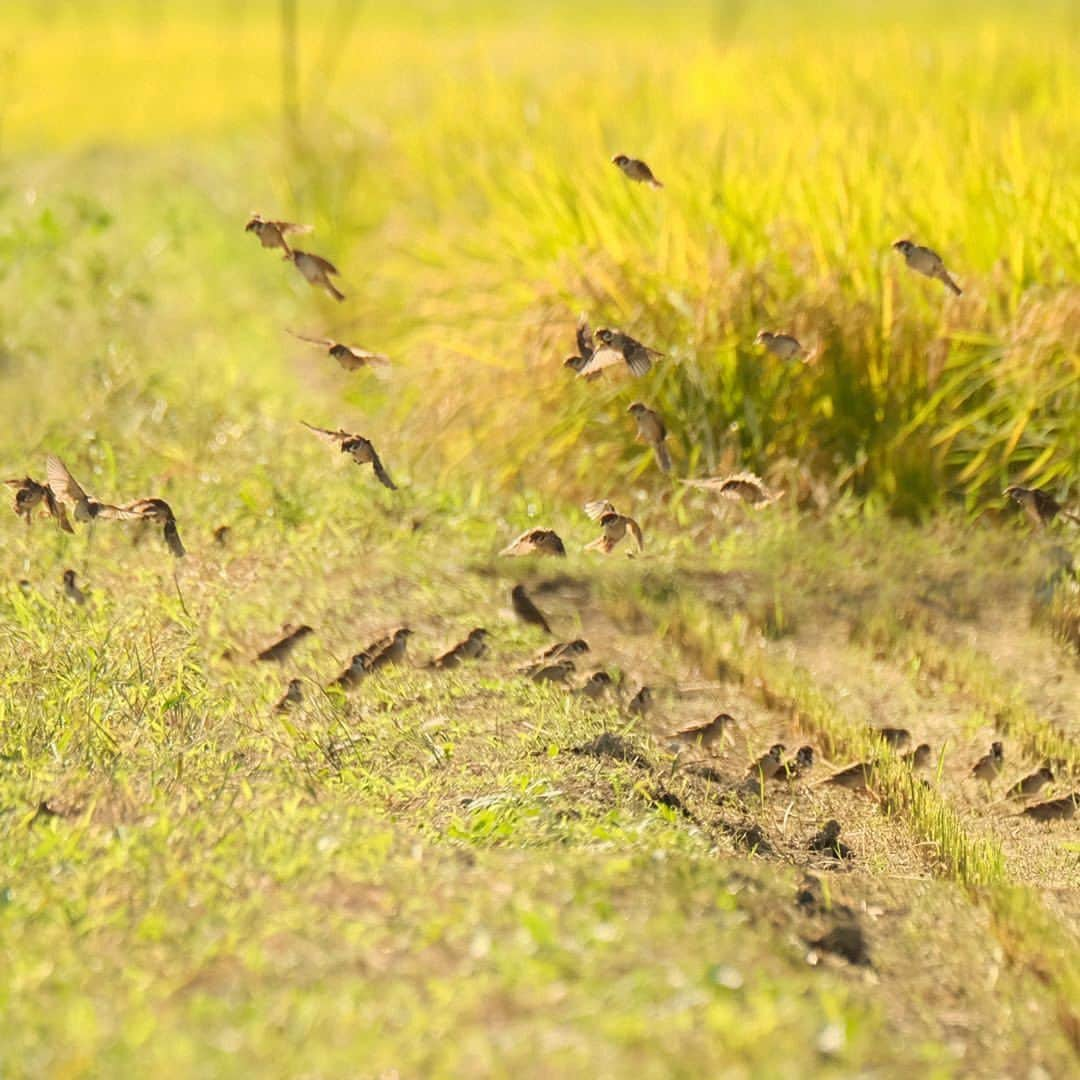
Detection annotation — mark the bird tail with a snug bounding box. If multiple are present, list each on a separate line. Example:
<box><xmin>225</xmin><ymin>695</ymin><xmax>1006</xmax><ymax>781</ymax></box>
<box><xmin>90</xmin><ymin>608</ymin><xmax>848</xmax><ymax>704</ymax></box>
<box><xmin>654</xmin><ymin>442</ymin><xmax>672</xmax><ymax>474</ymax></box>
<box><xmin>326</xmin><ymin>280</ymin><xmax>345</xmax><ymax>302</ymax></box>
<box><xmin>941</xmin><ymin>272</ymin><xmax>962</xmax><ymax>296</ymax></box>
<box><xmin>649</xmin><ymin>178</ymin><xmax>664</xmax><ymax>189</ymax></box>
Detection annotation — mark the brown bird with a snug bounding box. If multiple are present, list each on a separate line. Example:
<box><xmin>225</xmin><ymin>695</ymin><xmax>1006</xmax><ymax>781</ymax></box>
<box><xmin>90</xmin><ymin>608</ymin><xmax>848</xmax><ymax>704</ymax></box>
<box><xmin>364</xmin><ymin>627</ymin><xmax>413</xmax><ymax>673</ymax></box>
<box><xmin>747</xmin><ymin>743</ymin><xmax>786</xmax><ymax>781</ymax></box>
<box><xmin>535</xmin><ymin>639</ymin><xmax>590</xmax><ymax>663</ymax></box>
<box><xmin>329</xmin><ymin>652</ymin><xmax>369</xmax><ymax>692</ymax></box>
<box><xmin>754</xmin><ymin>331</ymin><xmax>807</xmax><ymax>363</ymax></box>
<box><xmin>286</xmin><ymin>330</ymin><xmax>390</xmax><ymax>373</ymax></box>
<box><xmin>1008</xmin><ymin>766</ymin><xmax>1054</xmax><ymax>799</ymax></box>
<box><xmin>577</xmin><ymin>671</ymin><xmax>614</xmax><ymax>699</ymax></box>
<box><xmin>1003</xmin><ymin>485</ymin><xmax>1079</xmax><ymax>528</ymax></box>
<box><xmin>430</xmin><ymin>628</ymin><xmax>489</xmax><ymax>670</ymax></box>
<box><xmin>511</xmin><ymin>584</ymin><xmax>552</xmax><ymax>634</ymax></box>
<box><xmin>119</xmin><ymin>498</ymin><xmax>185</xmax><ymax>557</ymax></box>
<box><xmin>256</xmin><ymin>624</ymin><xmax>315</xmax><ymax>663</ymax></box>
<box><xmin>680</xmin><ymin>472</ymin><xmax>782</xmax><ymax>507</ymax></box>
<box><xmin>583</xmin><ymin>500</ymin><xmax>644</xmax><ymax>555</ymax></box>
<box><xmin>245</xmin><ymin>213</ymin><xmax>312</xmax><ymax>255</ymax></box>
<box><xmin>611</xmin><ymin>154</ymin><xmax>663</xmax><ymax>188</ymax></box>
<box><xmin>563</xmin><ymin>315</ymin><xmax>602</xmax><ymax>381</ymax></box>
<box><xmin>774</xmin><ymin>745</ymin><xmax>815</xmax><ymax>782</ymax></box>
<box><xmin>627</xmin><ymin>402</ymin><xmax>671</xmax><ymax>473</ymax></box>
<box><xmin>499</xmin><ymin>528</ymin><xmax>567</xmax><ymax>558</ymax></box>
<box><xmin>213</xmin><ymin>525</ymin><xmax>231</xmax><ymax>546</ymax></box>
<box><xmin>301</xmin><ymin>422</ymin><xmax>396</xmax><ymax>489</ymax></box>
<box><xmin>4</xmin><ymin>476</ymin><xmax>73</xmax><ymax>532</ymax></box>
<box><xmin>901</xmin><ymin>743</ymin><xmax>932</xmax><ymax>771</ymax></box>
<box><xmin>62</xmin><ymin>569</ymin><xmax>86</xmax><ymax>606</ymax></box>
<box><xmin>1022</xmin><ymin>793</ymin><xmax>1076</xmax><ymax>822</ymax></box>
<box><xmin>287</xmin><ymin>249</ymin><xmax>345</xmax><ymax>301</ymax></box>
<box><xmin>627</xmin><ymin>686</ymin><xmax>653</xmax><ymax>717</ymax></box>
<box><xmin>874</xmin><ymin>726</ymin><xmax>911</xmax><ymax>750</ymax></box>
<box><xmin>528</xmin><ymin>658</ymin><xmax>575</xmax><ymax>684</ymax></box>
<box><xmin>45</xmin><ymin>456</ymin><xmax>140</xmax><ymax>524</ymax></box>
<box><xmin>808</xmin><ymin>819</ymin><xmax>853</xmax><ymax>860</ymax></box>
<box><xmin>826</xmin><ymin>761</ymin><xmax>874</xmax><ymax>792</ymax></box>
<box><xmin>274</xmin><ymin>678</ymin><xmax>304</xmax><ymax>713</ymax></box>
<box><xmin>670</xmin><ymin>713</ymin><xmax>735</xmax><ymax>752</ymax></box>
<box><xmin>892</xmin><ymin>239</ymin><xmax>962</xmax><ymax>296</ymax></box>
<box><xmin>971</xmin><ymin>741</ymin><xmax>1004</xmax><ymax>784</ymax></box>
<box><xmin>576</xmin><ymin>328</ymin><xmax>662</xmax><ymax>379</ymax></box>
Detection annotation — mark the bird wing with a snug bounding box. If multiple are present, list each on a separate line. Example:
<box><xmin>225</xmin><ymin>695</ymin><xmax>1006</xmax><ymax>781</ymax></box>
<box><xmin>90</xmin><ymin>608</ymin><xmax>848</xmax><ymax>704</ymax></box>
<box><xmin>44</xmin><ymin>488</ymin><xmax>74</xmax><ymax>533</ymax></box>
<box><xmin>286</xmin><ymin>328</ymin><xmax>335</xmax><ymax>348</ymax></box>
<box><xmin>301</xmin><ymin>420</ymin><xmax>348</xmax><ymax>445</ymax></box>
<box><xmin>577</xmin><ymin>346</ymin><xmax>624</xmax><ymax>377</ymax></box>
<box><xmin>302</xmin><ymin>252</ymin><xmax>340</xmax><ymax>275</ymax></box>
<box><xmin>163</xmin><ymin>520</ymin><xmax>186</xmax><ymax>558</ymax></box>
<box><xmin>626</xmin><ymin>516</ymin><xmax>645</xmax><ymax>551</ymax></box>
<box><xmin>575</xmin><ymin>316</ymin><xmax>594</xmax><ymax>361</ymax></box>
<box><xmin>339</xmin><ymin>346</ymin><xmax>391</xmax><ymax>370</ymax></box>
<box><xmin>583</xmin><ymin>499</ymin><xmax>616</xmax><ymax>521</ymax></box>
<box><xmin>275</xmin><ymin>221</ymin><xmax>313</xmax><ymax>235</ymax></box>
<box><xmin>623</xmin><ymin>347</ymin><xmax>654</xmax><ymax>377</ymax></box>
<box><xmin>93</xmin><ymin>503</ymin><xmax>143</xmax><ymax>521</ymax></box>
<box><xmin>45</xmin><ymin>455</ymin><xmax>88</xmax><ymax>506</ymax></box>
<box><xmin>368</xmin><ymin>447</ymin><xmax>397</xmax><ymax>490</ymax></box>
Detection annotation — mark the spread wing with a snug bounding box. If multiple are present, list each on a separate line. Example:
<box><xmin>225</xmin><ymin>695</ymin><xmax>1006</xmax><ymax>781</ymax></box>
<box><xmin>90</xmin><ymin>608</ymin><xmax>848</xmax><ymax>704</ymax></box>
<box><xmin>369</xmin><ymin>447</ymin><xmax>397</xmax><ymax>490</ymax></box>
<box><xmin>301</xmin><ymin>421</ymin><xmax>349</xmax><ymax>445</ymax></box>
<box><xmin>301</xmin><ymin>252</ymin><xmax>340</xmax><ymax>275</ymax></box>
<box><xmin>163</xmin><ymin>520</ymin><xmax>186</xmax><ymax>558</ymax></box>
<box><xmin>46</xmin><ymin>455</ymin><xmax>88</xmax><ymax>506</ymax></box>
<box><xmin>626</xmin><ymin>516</ymin><xmax>644</xmax><ymax>551</ymax></box>
<box><xmin>575</xmin><ymin>316</ymin><xmax>594</xmax><ymax>362</ymax></box>
<box><xmin>337</xmin><ymin>346</ymin><xmax>391</xmax><ymax>371</ymax></box>
<box><xmin>584</xmin><ymin>499</ymin><xmax>616</xmax><ymax>521</ymax></box>
<box><xmin>577</xmin><ymin>346</ymin><xmax>624</xmax><ymax>377</ymax></box>
<box><xmin>286</xmin><ymin>329</ymin><xmax>335</xmax><ymax>349</ymax></box>
<box><xmin>93</xmin><ymin>504</ymin><xmax>143</xmax><ymax>521</ymax></box>
<box><xmin>275</xmin><ymin>221</ymin><xmax>313</xmax><ymax>236</ymax></box>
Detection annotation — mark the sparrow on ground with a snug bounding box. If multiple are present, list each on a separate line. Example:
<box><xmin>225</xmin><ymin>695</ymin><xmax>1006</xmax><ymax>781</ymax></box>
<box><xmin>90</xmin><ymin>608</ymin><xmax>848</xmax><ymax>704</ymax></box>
<box><xmin>971</xmin><ymin>741</ymin><xmax>1004</xmax><ymax>784</ymax></box>
<box><xmin>528</xmin><ymin>658</ymin><xmax>575</xmax><ymax>683</ymax></box>
<box><xmin>245</xmin><ymin>213</ymin><xmax>312</xmax><ymax>255</ymax></box>
<box><xmin>1003</xmin><ymin>485</ymin><xmax>1079</xmax><ymax>528</ymax></box>
<box><xmin>627</xmin><ymin>402</ymin><xmax>671</xmax><ymax>473</ymax></box>
<box><xmin>826</xmin><ymin>761</ymin><xmax>874</xmax><ymax>791</ymax></box>
<box><xmin>287</xmin><ymin>330</ymin><xmax>390</xmax><ymax>372</ymax></box>
<box><xmin>578</xmin><ymin>329</ymin><xmax>662</xmax><ymax>378</ymax></box>
<box><xmin>611</xmin><ymin>154</ymin><xmax>663</xmax><ymax>188</ymax></box>
<box><xmin>627</xmin><ymin>686</ymin><xmax>653</xmax><ymax>716</ymax></box>
<box><xmin>809</xmin><ymin>819</ymin><xmax>853</xmax><ymax>859</ymax></box>
<box><xmin>669</xmin><ymin>713</ymin><xmax>735</xmax><ymax>752</ymax></box>
<box><xmin>583</xmin><ymin>500</ymin><xmax>644</xmax><ymax>555</ymax></box>
<box><xmin>747</xmin><ymin>744</ymin><xmax>786</xmax><ymax>781</ymax></box>
<box><xmin>511</xmin><ymin>584</ymin><xmax>552</xmax><ymax>634</ymax></box>
<box><xmin>274</xmin><ymin>678</ymin><xmax>304</xmax><ymax>713</ymax></box>
<box><xmin>256</xmin><ymin>624</ymin><xmax>315</xmax><ymax>663</ymax></box>
<box><xmin>364</xmin><ymin>628</ymin><xmax>413</xmax><ymax>673</ymax></box>
<box><xmin>754</xmin><ymin>331</ymin><xmax>808</xmax><ymax>363</ymax></box>
<box><xmin>564</xmin><ymin>315</ymin><xmax>602</xmax><ymax>380</ymax></box>
<box><xmin>430</xmin><ymin>628</ymin><xmax>489</xmax><ymax>670</ymax></box>
<box><xmin>1008</xmin><ymin>766</ymin><xmax>1054</xmax><ymax>799</ymax></box>
<box><xmin>535</xmin><ymin>639</ymin><xmax>590</xmax><ymax>663</ymax></box>
<box><xmin>901</xmin><ymin>743</ymin><xmax>932</xmax><ymax>771</ymax></box>
<box><xmin>499</xmin><ymin>528</ymin><xmax>567</xmax><ymax>558</ymax></box>
<box><xmin>4</xmin><ymin>477</ymin><xmax>73</xmax><ymax>532</ymax></box>
<box><xmin>680</xmin><ymin>472</ymin><xmax>782</xmax><ymax>506</ymax></box>
<box><xmin>62</xmin><ymin>569</ymin><xmax>86</xmax><ymax>606</ymax></box>
<box><xmin>874</xmin><ymin>726</ymin><xmax>911</xmax><ymax>750</ymax></box>
<box><xmin>1022</xmin><ymin>793</ymin><xmax>1077</xmax><ymax>822</ymax></box>
<box><xmin>577</xmin><ymin>671</ymin><xmax>614</xmax><ymax>699</ymax></box>
<box><xmin>287</xmin><ymin>249</ymin><xmax>345</xmax><ymax>301</ymax></box>
<box><xmin>119</xmin><ymin>499</ymin><xmax>186</xmax><ymax>557</ymax></box>
<box><xmin>301</xmin><ymin>422</ymin><xmax>396</xmax><ymax>489</ymax></box>
<box><xmin>213</xmin><ymin>525</ymin><xmax>230</xmax><ymax>546</ymax></box>
<box><xmin>773</xmin><ymin>745</ymin><xmax>815</xmax><ymax>782</ymax></box>
<box><xmin>329</xmin><ymin>653</ymin><xmax>368</xmax><ymax>692</ymax></box>
<box><xmin>892</xmin><ymin>239</ymin><xmax>962</xmax><ymax>296</ymax></box>
<box><xmin>45</xmin><ymin>456</ymin><xmax>140</xmax><ymax>524</ymax></box>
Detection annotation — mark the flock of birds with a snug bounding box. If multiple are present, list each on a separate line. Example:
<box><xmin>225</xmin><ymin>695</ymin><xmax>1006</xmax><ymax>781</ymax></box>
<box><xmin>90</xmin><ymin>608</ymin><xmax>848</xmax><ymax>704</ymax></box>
<box><xmin>5</xmin><ymin>152</ymin><xmax>1078</xmax><ymax>829</ymax></box>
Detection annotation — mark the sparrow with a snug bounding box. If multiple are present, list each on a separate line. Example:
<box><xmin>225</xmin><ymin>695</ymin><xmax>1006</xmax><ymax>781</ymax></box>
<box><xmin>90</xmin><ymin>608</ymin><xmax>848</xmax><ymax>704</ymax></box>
<box><xmin>62</xmin><ymin>569</ymin><xmax>86</xmax><ymax>606</ymax></box>
<box><xmin>528</xmin><ymin>659</ymin><xmax>575</xmax><ymax>683</ymax></box>
<box><xmin>577</xmin><ymin>671</ymin><xmax>614</xmax><ymax>699</ymax></box>
<box><xmin>901</xmin><ymin>743</ymin><xmax>932</xmax><ymax>771</ymax></box>
<box><xmin>287</xmin><ymin>330</ymin><xmax>390</xmax><ymax>372</ymax></box>
<box><xmin>1003</xmin><ymin>485</ymin><xmax>1079</xmax><ymax>528</ymax></box>
<box><xmin>808</xmin><ymin>819</ymin><xmax>853</xmax><ymax>860</ymax></box>
<box><xmin>45</xmin><ymin>456</ymin><xmax>140</xmax><ymax>524</ymax></box>
<box><xmin>627</xmin><ymin>402</ymin><xmax>671</xmax><ymax>473</ymax></box>
<box><xmin>256</xmin><ymin>624</ymin><xmax>315</xmax><ymax>663</ymax></box>
<box><xmin>119</xmin><ymin>499</ymin><xmax>186</xmax><ymax>557</ymax></box>
<box><xmin>4</xmin><ymin>476</ymin><xmax>73</xmax><ymax>532</ymax></box>
<box><xmin>680</xmin><ymin>472</ymin><xmax>782</xmax><ymax>507</ymax></box>
<box><xmin>627</xmin><ymin>686</ymin><xmax>653</xmax><ymax>716</ymax></box>
<box><xmin>670</xmin><ymin>713</ymin><xmax>735</xmax><ymax>752</ymax></box>
<box><xmin>754</xmin><ymin>331</ymin><xmax>807</xmax><ymax>363</ymax></box>
<box><xmin>364</xmin><ymin>627</ymin><xmax>413</xmax><ymax>673</ymax></box>
<box><xmin>773</xmin><ymin>745</ymin><xmax>815</xmax><ymax>782</ymax></box>
<box><xmin>747</xmin><ymin>744</ymin><xmax>786</xmax><ymax>781</ymax></box>
<box><xmin>826</xmin><ymin>761</ymin><xmax>874</xmax><ymax>791</ymax></box>
<box><xmin>430</xmin><ymin>628</ymin><xmax>489</xmax><ymax>670</ymax></box>
<box><xmin>1022</xmin><ymin>793</ymin><xmax>1077</xmax><ymax>822</ymax></box>
<box><xmin>511</xmin><ymin>585</ymin><xmax>552</xmax><ymax>634</ymax></box>
<box><xmin>563</xmin><ymin>315</ymin><xmax>602</xmax><ymax>381</ymax></box>
<box><xmin>274</xmin><ymin>678</ymin><xmax>304</xmax><ymax>713</ymax></box>
<box><xmin>213</xmin><ymin>525</ymin><xmax>231</xmax><ymax>546</ymax></box>
<box><xmin>611</xmin><ymin>154</ymin><xmax>663</xmax><ymax>188</ymax></box>
<box><xmin>874</xmin><ymin>726</ymin><xmax>911</xmax><ymax>750</ymax></box>
<box><xmin>535</xmin><ymin>639</ymin><xmax>590</xmax><ymax>663</ymax></box>
<box><xmin>583</xmin><ymin>500</ymin><xmax>644</xmax><ymax>555</ymax></box>
<box><xmin>1008</xmin><ymin>766</ymin><xmax>1054</xmax><ymax>799</ymax></box>
<box><xmin>499</xmin><ymin>528</ymin><xmax>567</xmax><ymax>558</ymax></box>
<box><xmin>329</xmin><ymin>652</ymin><xmax>369</xmax><ymax>692</ymax></box>
<box><xmin>971</xmin><ymin>741</ymin><xmax>1004</xmax><ymax>784</ymax></box>
<box><xmin>245</xmin><ymin>213</ymin><xmax>312</xmax><ymax>255</ymax></box>
<box><xmin>578</xmin><ymin>328</ymin><xmax>663</xmax><ymax>378</ymax></box>
<box><xmin>301</xmin><ymin>422</ymin><xmax>396</xmax><ymax>489</ymax></box>
<box><xmin>892</xmin><ymin>239</ymin><xmax>962</xmax><ymax>296</ymax></box>
<box><xmin>287</xmin><ymin>249</ymin><xmax>345</xmax><ymax>301</ymax></box>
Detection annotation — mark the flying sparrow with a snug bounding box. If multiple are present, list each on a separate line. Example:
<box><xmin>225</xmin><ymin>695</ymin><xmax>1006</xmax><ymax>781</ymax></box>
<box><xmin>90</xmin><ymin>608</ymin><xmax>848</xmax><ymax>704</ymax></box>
<box><xmin>577</xmin><ymin>328</ymin><xmax>663</xmax><ymax>378</ymax></box>
<box><xmin>45</xmin><ymin>456</ymin><xmax>140</xmax><ymax>524</ymax></box>
<box><xmin>747</xmin><ymin>743</ymin><xmax>786</xmax><ymax>781</ymax></box>
<box><xmin>245</xmin><ymin>213</ymin><xmax>312</xmax><ymax>255</ymax></box>
<box><xmin>430</xmin><ymin>628</ymin><xmax>489</xmax><ymax>670</ymax></box>
<box><xmin>627</xmin><ymin>686</ymin><xmax>653</xmax><ymax>716</ymax></box>
<box><xmin>627</xmin><ymin>402</ymin><xmax>672</xmax><ymax>473</ymax></box>
<box><xmin>301</xmin><ymin>422</ymin><xmax>397</xmax><ymax>489</ymax></box>
<box><xmin>754</xmin><ymin>331</ymin><xmax>808</xmax><ymax>363</ymax></box>
<box><xmin>971</xmin><ymin>741</ymin><xmax>1004</xmax><ymax>784</ymax></box>
<box><xmin>1008</xmin><ymin>766</ymin><xmax>1054</xmax><ymax>799</ymax></box>
<box><xmin>1003</xmin><ymin>485</ymin><xmax>1079</xmax><ymax>528</ymax></box>
<box><xmin>119</xmin><ymin>499</ymin><xmax>186</xmax><ymax>557</ymax></box>
<box><xmin>274</xmin><ymin>678</ymin><xmax>304</xmax><ymax>713</ymax></box>
<box><xmin>826</xmin><ymin>761</ymin><xmax>874</xmax><ymax>791</ymax></box>
<box><xmin>901</xmin><ymin>743</ymin><xmax>932</xmax><ymax>771</ymax></box>
<box><xmin>680</xmin><ymin>472</ymin><xmax>782</xmax><ymax>506</ymax></box>
<box><xmin>499</xmin><ymin>528</ymin><xmax>567</xmax><ymax>558</ymax></box>
<box><xmin>286</xmin><ymin>249</ymin><xmax>345</xmax><ymax>301</ymax></box>
<box><xmin>511</xmin><ymin>584</ymin><xmax>552</xmax><ymax>634</ymax></box>
<box><xmin>583</xmin><ymin>500</ymin><xmax>644</xmax><ymax>555</ymax></box>
<box><xmin>1022</xmin><ymin>793</ymin><xmax>1076</xmax><ymax>822</ymax></box>
<box><xmin>892</xmin><ymin>239</ymin><xmax>962</xmax><ymax>296</ymax></box>
<box><xmin>256</xmin><ymin>624</ymin><xmax>315</xmax><ymax>663</ymax></box>
<box><xmin>774</xmin><ymin>745</ymin><xmax>815</xmax><ymax>782</ymax></box>
<box><xmin>670</xmin><ymin>713</ymin><xmax>735</xmax><ymax>752</ymax></box>
<box><xmin>4</xmin><ymin>476</ymin><xmax>73</xmax><ymax>532</ymax></box>
<box><xmin>62</xmin><ymin>569</ymin><xmax>86</xmax><ymax>606</ymax></box>
<box><xmin>286</xmin><ymin>330</ymin><xmax>390</xmax><ymax>372</ymax></box>
<box><xmin>611</xmin><ymin>154</ymin><xmax>663</xmax><ymax>188</ymax></box>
